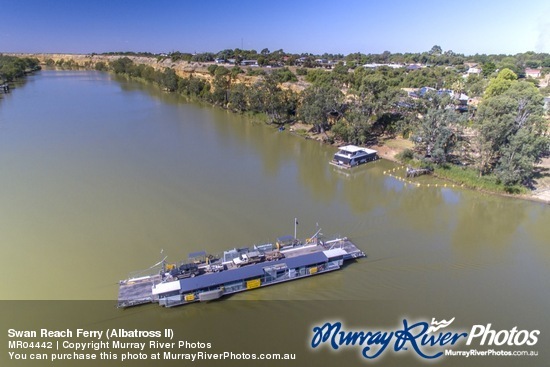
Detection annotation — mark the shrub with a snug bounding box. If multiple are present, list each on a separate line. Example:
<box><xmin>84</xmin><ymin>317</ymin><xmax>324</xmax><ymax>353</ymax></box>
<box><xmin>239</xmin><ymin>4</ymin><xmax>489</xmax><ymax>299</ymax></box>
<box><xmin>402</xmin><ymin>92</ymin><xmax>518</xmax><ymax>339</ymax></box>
<box><xmin>396</xmin><ymin>148</ymin><xmax>414</xmax><ymax>162</ymax></box>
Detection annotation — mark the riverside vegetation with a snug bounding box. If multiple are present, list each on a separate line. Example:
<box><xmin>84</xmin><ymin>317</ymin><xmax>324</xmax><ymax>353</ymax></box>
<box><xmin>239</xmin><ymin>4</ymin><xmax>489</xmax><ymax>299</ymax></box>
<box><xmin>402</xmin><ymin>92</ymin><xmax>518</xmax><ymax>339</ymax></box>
<box><xmin>0</xmin><ymin>54</ymin><xmax>41</xmax><ymax>82</ymax></box>
<box><xmin>4</xmin><ymin>48</ymin><xmax>550</xmax><ymax>196</ymax></box>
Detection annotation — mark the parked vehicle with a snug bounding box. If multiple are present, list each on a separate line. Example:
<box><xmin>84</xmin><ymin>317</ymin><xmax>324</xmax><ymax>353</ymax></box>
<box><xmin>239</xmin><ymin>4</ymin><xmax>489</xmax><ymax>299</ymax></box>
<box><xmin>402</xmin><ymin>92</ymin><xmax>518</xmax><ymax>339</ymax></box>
<box><xmin>232</xmin><ymin>251</ymin><xmax>264</xmax><ymax>267</ymax></box>
<box><xmin>170</xmin><ymin>263</ymin><xmax>200</xmax><ymax>279</ymax></box>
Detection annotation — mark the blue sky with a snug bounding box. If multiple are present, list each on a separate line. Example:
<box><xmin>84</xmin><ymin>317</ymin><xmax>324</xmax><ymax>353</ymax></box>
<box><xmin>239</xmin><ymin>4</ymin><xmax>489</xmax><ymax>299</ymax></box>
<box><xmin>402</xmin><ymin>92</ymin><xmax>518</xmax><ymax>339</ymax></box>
<box><xmin>1</xmin><ymin>0</ymin><xmax>549</xmax><ymax>55</ymax></box>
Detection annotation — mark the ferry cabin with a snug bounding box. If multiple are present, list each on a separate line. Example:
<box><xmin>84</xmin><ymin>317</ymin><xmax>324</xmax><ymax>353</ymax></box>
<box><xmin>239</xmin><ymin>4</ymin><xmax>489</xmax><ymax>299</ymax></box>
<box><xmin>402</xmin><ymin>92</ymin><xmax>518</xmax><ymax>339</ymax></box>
<box><xmin>153</xmin><ymin>248</ymin><xmax>349</xmax><ymax>308</ymax></box>
<box><xmin>331</xmin><ymin>145</ymin><xmax>377</xmax><ymax>168</ymax></box>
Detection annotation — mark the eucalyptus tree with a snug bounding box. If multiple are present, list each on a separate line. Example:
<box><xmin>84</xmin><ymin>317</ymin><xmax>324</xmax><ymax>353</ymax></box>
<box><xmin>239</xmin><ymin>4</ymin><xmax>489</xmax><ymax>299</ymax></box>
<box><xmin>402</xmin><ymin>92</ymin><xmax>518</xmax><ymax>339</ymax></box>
<box><xmin>248</xmin><ymin>74</ymin><xmax>295</xmax><ymax>124</ymax></box>
<box><xmin>476</xmin><ymin>80</ymin><xmax>548</xmax><ymax>186</ymax></box>
<box><xmin>298</xmin><ymin>85</ymin><xmax>344</xmax><ymax>133</ymax></box>
<box><xmin>412</xmin><ymin>93</ymin><xmax>466</xmax><ymax>164</ymax></box>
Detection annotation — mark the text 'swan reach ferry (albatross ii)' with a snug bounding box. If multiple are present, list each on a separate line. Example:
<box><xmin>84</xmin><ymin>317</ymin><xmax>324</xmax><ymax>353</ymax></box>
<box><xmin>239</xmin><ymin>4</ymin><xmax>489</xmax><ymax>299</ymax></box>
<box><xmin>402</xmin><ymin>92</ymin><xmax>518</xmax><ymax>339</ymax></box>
<box><xmin>117</xmin><ymin>227</ymin><xmax>365</xmax><ymax>308</ymax></box>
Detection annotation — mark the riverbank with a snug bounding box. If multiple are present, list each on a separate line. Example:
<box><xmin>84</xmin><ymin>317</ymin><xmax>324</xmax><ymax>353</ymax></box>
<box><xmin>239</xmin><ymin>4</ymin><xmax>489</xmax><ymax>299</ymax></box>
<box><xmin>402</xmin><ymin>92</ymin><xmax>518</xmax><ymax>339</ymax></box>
<box><xmin>293</xmin><ymin>124</ymin><xmax>550</xmax><ymax>204</ymax></box>
<box><xmin>7</xmin><ymin>53</ymin><xmax>549</xmax><ymax>204</ymax></box>
<box><xmin>371</xmin><ymin>137</ymin><xmax>550</xmax><ymax>204</ymax></box>
<box><xmin>372</xmin><ymin>138</ymin><xmax>549</xmax><ymax>204</ymax></box>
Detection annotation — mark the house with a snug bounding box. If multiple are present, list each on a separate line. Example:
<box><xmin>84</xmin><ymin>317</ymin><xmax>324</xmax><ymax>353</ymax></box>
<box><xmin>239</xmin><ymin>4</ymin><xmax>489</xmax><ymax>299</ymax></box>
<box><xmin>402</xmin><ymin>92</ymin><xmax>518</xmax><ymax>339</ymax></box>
<box><xmin>402</xmin><ymin>88</ymin><xmax>418</xmax><ymax>98</ymax></box>
<box><xmin>316</xmin><ymin>59</ymin><xmax>336</xmax><ymax>69</ymax></box>
<box><xmin>418</xmin><ymin>86</ymin><xmax>437</xmax><ymax>96</ymax></box>
<box><xmin>363</xmin><ymin>63</ymin><xmax>405</xmax><ymax>69</ymax></box>
<box><xmin>241</xmin><ymin>60</ymin><xmax>258</xmax><ymax>66</ymax></box>
<box><xmin>416</xmin><ymin>87</ymin><xmax>470</xmax><ymax>112</ymax></box>
<box><xmin>525</xmin><ymin>68</ymin><xmax>541</xmax><ymax>78</ymax></box>
<box><xmin>467</xmin><ymin>67</ymin><xmax>482</xmax><ymax>74</ymax></box>
<box><xmin>463</xmin><ymin>63</ymin><xmax>482</xmax><ymax>75</ymax></box>
<box><xmin>407</xmin><ymin>64</ymin><xmax>422</xmax><ymax>71</ymax></box>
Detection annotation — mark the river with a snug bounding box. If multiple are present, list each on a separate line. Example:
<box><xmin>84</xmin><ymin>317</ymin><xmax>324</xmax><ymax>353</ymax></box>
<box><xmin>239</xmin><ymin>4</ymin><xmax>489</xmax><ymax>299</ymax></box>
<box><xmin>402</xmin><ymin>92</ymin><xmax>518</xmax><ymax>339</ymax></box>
<box><xmin>0</xmin><ymin>71</ymin><xmax>548</xmax><ymax>366</ymax></box>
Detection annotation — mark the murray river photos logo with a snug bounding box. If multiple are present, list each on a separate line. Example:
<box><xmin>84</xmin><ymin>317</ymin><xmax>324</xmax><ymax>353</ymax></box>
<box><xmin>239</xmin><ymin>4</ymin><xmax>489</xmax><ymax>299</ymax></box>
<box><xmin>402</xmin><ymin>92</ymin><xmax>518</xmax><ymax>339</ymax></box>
<box><xmin>310</xmin><ymin>318</ymin><xmax>540</xmax><ymax>360</ymax></box>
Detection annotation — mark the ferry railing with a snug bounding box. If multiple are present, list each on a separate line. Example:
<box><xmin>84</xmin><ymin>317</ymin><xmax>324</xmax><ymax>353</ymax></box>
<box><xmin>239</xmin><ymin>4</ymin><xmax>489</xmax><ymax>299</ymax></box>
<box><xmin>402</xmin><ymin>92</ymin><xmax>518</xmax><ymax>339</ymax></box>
<box><xmin>124</xmin><ymin>256</ymin><xmax>167</xmax><ymax>281</ymax></box>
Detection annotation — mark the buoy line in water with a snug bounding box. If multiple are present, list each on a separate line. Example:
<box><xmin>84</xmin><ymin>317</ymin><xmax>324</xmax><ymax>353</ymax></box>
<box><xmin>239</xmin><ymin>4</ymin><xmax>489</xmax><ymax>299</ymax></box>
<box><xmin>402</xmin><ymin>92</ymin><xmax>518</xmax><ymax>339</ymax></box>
<box><xmin>383</xmin><ymin>166</ymin><xmax>465</xmax><ymax>189</ymax></box>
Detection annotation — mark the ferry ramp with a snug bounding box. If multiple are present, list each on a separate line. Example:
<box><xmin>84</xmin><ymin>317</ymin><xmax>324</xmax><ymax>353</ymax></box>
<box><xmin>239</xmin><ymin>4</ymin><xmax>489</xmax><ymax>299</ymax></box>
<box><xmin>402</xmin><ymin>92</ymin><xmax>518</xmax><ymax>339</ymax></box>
<box><xmin>117</xmin><ymin>275</ymin><xmax>161</xmax><ymax>308</ymax></box>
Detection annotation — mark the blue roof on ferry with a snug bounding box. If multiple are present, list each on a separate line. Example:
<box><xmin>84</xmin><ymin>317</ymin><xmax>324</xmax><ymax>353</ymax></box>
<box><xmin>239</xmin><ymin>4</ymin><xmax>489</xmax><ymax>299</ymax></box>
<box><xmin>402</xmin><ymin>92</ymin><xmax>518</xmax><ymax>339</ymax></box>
<box><xmin>178</xmin><ymin>251</ymin><xmax>328</xmax><ymax>293</ymax></box>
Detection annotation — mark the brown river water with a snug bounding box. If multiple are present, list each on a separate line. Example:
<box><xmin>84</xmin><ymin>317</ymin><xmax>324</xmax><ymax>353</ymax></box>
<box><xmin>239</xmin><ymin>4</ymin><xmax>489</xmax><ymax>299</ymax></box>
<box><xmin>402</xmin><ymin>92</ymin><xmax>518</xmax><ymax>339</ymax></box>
<box><xmin>0</xmin><ymin>71</ymin><xmax>548</xmax><ymax>366</ymax></box>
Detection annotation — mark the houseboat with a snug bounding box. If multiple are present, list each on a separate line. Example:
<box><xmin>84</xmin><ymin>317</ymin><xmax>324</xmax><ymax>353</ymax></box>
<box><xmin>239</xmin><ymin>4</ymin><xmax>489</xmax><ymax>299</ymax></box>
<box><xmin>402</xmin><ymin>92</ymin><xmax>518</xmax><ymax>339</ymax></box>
<box><xmin>330</xmin><ymin>145</ymin><xmax>378</xmax><ymax>168</ymax></box>
<box><xmin>117</xmin><ymin>231</ymin><xmax>365</xmax><ymax>308</ymax></box>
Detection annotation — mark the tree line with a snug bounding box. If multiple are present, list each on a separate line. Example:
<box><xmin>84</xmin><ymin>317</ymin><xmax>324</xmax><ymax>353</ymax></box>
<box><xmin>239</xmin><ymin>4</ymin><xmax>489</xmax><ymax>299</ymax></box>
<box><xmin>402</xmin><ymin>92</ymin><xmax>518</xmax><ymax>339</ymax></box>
<box><xmin>103</xmin><ymin>46</ymin><xmax>550</xmax><ymax>72</ymax></box>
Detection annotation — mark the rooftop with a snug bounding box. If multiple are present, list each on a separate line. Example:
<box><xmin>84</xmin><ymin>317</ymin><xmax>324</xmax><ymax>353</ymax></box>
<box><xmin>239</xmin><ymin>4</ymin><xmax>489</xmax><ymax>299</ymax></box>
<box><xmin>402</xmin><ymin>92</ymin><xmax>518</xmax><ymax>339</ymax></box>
<box><xmin>338</xmin><ymin>145</ymin><xmax>377</xmax><ymax>154</ymax></box>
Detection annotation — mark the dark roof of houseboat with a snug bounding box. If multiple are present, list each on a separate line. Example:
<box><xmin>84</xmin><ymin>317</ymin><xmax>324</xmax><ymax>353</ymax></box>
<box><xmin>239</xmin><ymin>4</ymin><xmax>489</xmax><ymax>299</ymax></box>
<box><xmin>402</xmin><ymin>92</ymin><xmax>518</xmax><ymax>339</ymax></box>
<box><xmin>178</xmin><ymin>251</ymin><xmax>328</xmax><ymax>293</ymax></box>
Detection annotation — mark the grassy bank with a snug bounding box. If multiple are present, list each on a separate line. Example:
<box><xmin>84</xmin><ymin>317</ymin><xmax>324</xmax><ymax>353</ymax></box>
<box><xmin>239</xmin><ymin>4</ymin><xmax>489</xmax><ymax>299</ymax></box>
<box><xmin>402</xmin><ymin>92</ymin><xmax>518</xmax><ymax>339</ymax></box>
<box><xmin>392</xmin><ymin>145</ymin><xmax>529</xmax><ymax>195</ymax></box>
<box><xmin>433</xmin><ymin>164</ymin><xmax>527</xmax><ymax>195</ymax></box>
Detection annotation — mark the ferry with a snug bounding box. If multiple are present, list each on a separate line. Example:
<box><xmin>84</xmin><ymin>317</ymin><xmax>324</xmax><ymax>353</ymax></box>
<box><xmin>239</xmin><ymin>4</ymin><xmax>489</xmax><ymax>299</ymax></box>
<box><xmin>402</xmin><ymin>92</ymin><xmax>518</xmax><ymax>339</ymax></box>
<box><xmin>117</xmin><ymin>230</ymin><xmax>365</xmax><ymax>308</ymax></box>
<box><xmin>330</xmin><ymin>145</ymin><xmax>378</xmax><ymax>168</ymax></box>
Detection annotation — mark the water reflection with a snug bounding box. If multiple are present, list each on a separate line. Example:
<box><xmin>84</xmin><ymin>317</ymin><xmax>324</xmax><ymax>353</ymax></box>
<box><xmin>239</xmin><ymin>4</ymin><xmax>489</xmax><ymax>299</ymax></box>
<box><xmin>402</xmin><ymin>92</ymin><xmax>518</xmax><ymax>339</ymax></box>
<box><xmin>452</xmin><ymin>197</ymin><xmax>527</xmax><ymax>251</ymax></box>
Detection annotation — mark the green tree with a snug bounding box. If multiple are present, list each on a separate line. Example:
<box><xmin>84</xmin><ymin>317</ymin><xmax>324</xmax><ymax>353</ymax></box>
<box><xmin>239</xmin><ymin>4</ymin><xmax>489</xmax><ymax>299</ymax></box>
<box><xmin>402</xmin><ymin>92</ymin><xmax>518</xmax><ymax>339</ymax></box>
<box><xmin>248</xmin><ymin>75</ymin><xmax>295</xmax><ymax>124</ymax></box>
<box><xmin>429</xmin><ymin>45</ymin><xmax>443</xmax><ymax>56</ymax></box>
<box><xmin>495</xmin><ymin>126</ymin><xmax>546</xmax><ymax>186</ymax></box>
<box><xmin>161</xmin><ymin>68</ymin><xmax>178</xmax><ymax>91</ymax></box>
<box><xmin>525</xmin><ymin>60</ymin><xmax>540</xmax><ymax>68</ymax></box>
<box><xmin>271</xmin><ymin>67</ymin><xmax>297</xmax><ymax>83</ymax></box>
<box><xmin>207</xmin><ymin>64</ymin><xmax>218</xmax><ymax>76</ymax></box>
<box><xmin>214</xmin><ymin>66</ymin><xmax>229</xmax><ymax>77</ymax></box>
<box><xmin>296</xmin><ymin>68</ymin><xmax>307</xmax><ymax>76</ymax></box>
<box><xmin>464</xmin><ymin>74</ymin><xmax>486</xmax><ymax>97</ymax></box>
<box><xmin>475</xmin><ymin>80</ymin><xmax>548</xmax><ymax>185</ymax></box>
<box><xmin>187</xmin><ymin>76</ymin><xmax>207</xmax><ymax>97</ymax></box>
<box><xmin>257</xmin><ymin>56</ymin><xmax>268</xmax><ymax>66</ymax></box>
<box><xmin>94</xmin><ymin>62</ymin><xmax>108</xmax><ymax>71</ymax></box>
<box><xmin>228</xmin><ymin>83</ymin><xmax>248</xmax><ymax>112</ymax></box>
<box><xmin>305</xmin><ymin>68</ymin><xmax>334</xmax><ymax>86</ymax></box>
<box><xmin>481</xmin><ymin>62</ymin><xmax>497</xmax><ymax>77</ymax></box>
<box><xmin>332</xmin><ymin>62</ymin><xmax>349</xmax><ymax>78</ymax></box>
<box><xmin>497</xmin><ymin>57</ymin><xmax>522</xmax><ymax>76</ymax></box>
<box><xmin>141</xmin><ymin>65</ymin><xmax>156</xmax><ymax>81</ymax></box>
<box><xmin>230</xmin><ymin>66</ymin><xmax>244</xmax><ymax>79</ymax></box>
<box><xmin>333</xmin><ymin>99</ymin><xmax>375</xmax><ymax>145</ymax></box>
<box><xmin>484</xmin><ymin>68</ymin><xmax>517</xmax><ymax>98</ymax></box>
<box><xmin>298</xmin><ymin>85</ymin><xmax>343</xmax><ymax>132</ymax></box>
<box><xmin>353</xmin><ymin>71</ymin><xmax>401</xmax><ymax>119</ymax></box>
<box><xmin>413</xmin><ymin>104</ymin><xmax>464</xmax><ymax>164</ymax></box>
<box><xmin>110</xmin><ymin>57</ymin><xmax>134</xmax><ymax>74</ymax></box>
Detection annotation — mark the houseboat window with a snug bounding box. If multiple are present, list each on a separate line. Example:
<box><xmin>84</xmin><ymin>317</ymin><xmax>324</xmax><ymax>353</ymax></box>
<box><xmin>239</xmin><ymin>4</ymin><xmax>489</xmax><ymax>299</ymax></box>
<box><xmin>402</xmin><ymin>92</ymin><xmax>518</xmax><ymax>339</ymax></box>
<box><xmin>224</xmin><ymin>280</ymin><xmax>245</xmax><ymax>293</ymax></box>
